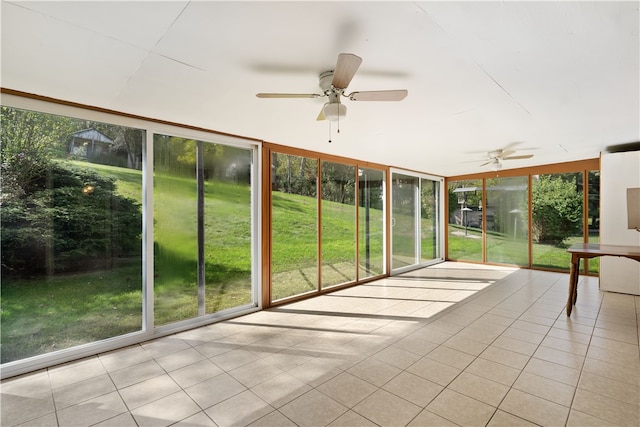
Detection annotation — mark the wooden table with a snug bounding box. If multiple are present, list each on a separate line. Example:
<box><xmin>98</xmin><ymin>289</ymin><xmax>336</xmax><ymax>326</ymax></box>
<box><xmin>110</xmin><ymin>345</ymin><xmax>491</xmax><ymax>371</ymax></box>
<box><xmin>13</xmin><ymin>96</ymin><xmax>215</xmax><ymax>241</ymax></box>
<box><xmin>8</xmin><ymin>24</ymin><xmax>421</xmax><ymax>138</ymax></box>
<box><xmin>566</xmin><ymin>243</ymin><xmax>640</xmax><ymax>316</ymax></box>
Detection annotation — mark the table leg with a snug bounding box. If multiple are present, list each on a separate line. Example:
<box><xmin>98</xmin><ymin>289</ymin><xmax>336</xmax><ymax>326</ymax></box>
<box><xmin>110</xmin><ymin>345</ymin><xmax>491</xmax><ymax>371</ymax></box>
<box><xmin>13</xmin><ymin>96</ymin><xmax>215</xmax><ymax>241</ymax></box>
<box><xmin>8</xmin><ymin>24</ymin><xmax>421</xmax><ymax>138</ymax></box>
<box><xmin>567</xmin><ymin>255</ymin><xmax>579</xmax><ymax>316</ymax></box>
<box><xmin>572</xmin><ymin>261</ymin><xmax>579</xmax><ymax>305</ymax></box>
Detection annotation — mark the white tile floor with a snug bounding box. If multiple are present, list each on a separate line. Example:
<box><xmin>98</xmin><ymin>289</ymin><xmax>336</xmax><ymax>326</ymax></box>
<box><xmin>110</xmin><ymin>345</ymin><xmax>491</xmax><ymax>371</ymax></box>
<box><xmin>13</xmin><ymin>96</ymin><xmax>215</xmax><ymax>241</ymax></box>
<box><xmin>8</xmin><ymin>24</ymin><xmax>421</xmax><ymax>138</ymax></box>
<box><xmin>2</xmin><ymin>262</ymin><xmax>639</xmax><ymax>426</ymax></box>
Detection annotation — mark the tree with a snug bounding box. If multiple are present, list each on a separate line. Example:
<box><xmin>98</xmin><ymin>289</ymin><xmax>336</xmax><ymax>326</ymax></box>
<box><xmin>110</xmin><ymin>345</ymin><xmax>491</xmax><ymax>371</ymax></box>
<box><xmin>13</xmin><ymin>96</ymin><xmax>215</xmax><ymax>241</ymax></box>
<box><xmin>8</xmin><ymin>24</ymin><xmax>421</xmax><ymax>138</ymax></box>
<box><xmin>1</xmin><ymin>107</ymin><xmax>142</xmax><ymax>277</ymax></box>
<box><xmin>112</xmin><ymin>127</ymin><xmax>143</xmax><ymax>169</ymax></box>
<box><xmin>1</xmin><ymin>106</ymin><xmax>74</xmax><ymax>199</ymax></box>
<box><xmin>531</xmin><ymin>175</ymin><xmax>583</xmax><ymax>245</ymax></box>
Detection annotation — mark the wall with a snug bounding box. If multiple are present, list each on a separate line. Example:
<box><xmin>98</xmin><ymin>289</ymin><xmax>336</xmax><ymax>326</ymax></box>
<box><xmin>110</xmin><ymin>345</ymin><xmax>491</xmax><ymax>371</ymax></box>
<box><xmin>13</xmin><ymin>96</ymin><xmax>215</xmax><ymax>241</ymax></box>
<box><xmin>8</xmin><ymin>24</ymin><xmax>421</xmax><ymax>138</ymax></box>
<box><xmin>600</xmin><ymin>151</ymin><xmax>640</xmax><ymax>295</ymax></box>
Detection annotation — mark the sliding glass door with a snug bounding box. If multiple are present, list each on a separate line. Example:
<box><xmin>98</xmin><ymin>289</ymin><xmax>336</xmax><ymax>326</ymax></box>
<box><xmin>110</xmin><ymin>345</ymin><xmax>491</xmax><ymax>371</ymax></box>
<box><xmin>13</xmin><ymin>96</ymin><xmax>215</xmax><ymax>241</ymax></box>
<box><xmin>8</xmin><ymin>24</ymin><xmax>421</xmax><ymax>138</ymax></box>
<box><xmin>1</xmin><ymin>106</ymin><xmax>144</xmax><ymax>364</ymax></box>
<box><xmin>391</xmin><ymin>169</ymin><xmax>444</xmax><ymax>273</ymax></box>
<box><xmin>153</xmin><ymin>134</ymin><xmax>256</xmax><ymax>327</ymax></box>
<box><xmin>421</xmin><ymin>177</ymin><xmax>441</xmax><ymax>263</ymax></box>
<box><xmin>447</xmin><ymin>180</ymin><xmax>483</xmax><ymax>262</ymax></box>
<box><xmin>486</xmin><ymin>176</ymin><xmax>529</xmax><ymax>266</ymax></box>
<box><xmin>1</xmin><ymin>96</ymin><xmax>261</xmax><ymax>378</ymax></box>
<box><xmin>391</xmin><ymin>172</ymin><xmax>418</xmax><ymax>270</ymax></box>
<box><xmin>359</xmin><ymin>168</ymin><xmax>386</xmax><ymax>279</ymax></box>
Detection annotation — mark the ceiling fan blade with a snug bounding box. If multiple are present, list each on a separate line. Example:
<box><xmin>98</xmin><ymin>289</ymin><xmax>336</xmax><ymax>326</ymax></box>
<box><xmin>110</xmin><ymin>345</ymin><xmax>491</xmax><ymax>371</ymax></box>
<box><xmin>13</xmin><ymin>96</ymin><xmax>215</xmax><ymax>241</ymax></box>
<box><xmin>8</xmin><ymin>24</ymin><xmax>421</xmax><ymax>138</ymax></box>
<box><xmin>331</xmin><ymin>53</ymin><xmax>362</xmax><ymax>89</ymax></box>
<box><xmin>256</xmin><ymin>93</ymin><xmax>321</xmax><ymax>98</ymax></box>
<box><xmin>348</xmin><ymin>90</ymin><xmax>408</xmax><ymax>101</ymax></box>
<box><xmin>503</xmin><ymin>154</ymin><xmax>534</xmax><ymax>160</ymax></box>
<box><xmin>479</xmin><ymin>160</ymin><xmax>494</xmax><ymax>167</ymax></box>
<box><xmin>499</xmin><ymin>149</ymin><xmax>516</xmax><ymax>158</ymax></box>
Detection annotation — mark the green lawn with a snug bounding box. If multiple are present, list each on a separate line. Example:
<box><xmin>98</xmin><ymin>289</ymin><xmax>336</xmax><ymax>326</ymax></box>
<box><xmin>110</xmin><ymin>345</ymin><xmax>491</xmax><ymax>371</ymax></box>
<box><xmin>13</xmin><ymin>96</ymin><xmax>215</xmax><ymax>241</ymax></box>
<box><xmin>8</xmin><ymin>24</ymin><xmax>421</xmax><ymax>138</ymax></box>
<box><xmin>0</xmin><ymin>264</ymin><xmax>142</xmax><ymax>363</ymax></box>
<box><xmin>1</xmin><ymin>160</ymin><xmax>384</xmax><ymax>360</ymax></box>
<box><xmin>448</xmin><ymin>224</ymin><xmax>599</xmax><ymax>273</ymax></box>
<box><xmin>1</xmin><ymin>160</ymin><xmax>598</xmax><ymax>363</ymax></box>
<box><xmin>153</xmin><ymin>171</ymin><xmax>254</xmax><ymax>325</ymax></box>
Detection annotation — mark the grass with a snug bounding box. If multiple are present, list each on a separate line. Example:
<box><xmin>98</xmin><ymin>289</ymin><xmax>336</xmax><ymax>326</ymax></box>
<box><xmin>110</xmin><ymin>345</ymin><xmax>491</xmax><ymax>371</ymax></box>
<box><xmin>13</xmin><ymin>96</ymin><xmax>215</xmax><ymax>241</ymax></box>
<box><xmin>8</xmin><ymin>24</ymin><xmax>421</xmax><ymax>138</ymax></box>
<box><xmin>2</xmin><ymin>159</ymin><xmax>599</xmax><ymax>362</ymax></box>
<box><xmin>448</xmin><ymin>224</ymin><xmax>600</xmax><ymax>273</ymax></box>
<box><xmin>270</xmin><ymin>191</ymin><xmax>386</xmax><ymax>299</ymax></box>
<box><xmin>153</xmin><ymin>171</ymin><xmax>254</xmax><ymax>325</ymax></box>
<box><xmin>68</xmin><ymin>160</ymin><xmax>142</xmax><ymax>201</ymax></box>
<box><xmin>0</xmin><ymin>264</ymin><xmax>142</xmax><ymax>363</ymax></box>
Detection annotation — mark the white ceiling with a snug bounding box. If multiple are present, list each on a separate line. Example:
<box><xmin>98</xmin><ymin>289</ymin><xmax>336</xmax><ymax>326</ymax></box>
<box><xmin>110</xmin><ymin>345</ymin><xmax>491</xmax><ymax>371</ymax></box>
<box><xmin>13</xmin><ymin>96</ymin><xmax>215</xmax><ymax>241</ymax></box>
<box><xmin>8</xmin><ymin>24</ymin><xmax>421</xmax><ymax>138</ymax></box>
<box><xmin>1</xmin><ymin>1</ymin><xmax>638</xmax><ymax>176</ymax></box>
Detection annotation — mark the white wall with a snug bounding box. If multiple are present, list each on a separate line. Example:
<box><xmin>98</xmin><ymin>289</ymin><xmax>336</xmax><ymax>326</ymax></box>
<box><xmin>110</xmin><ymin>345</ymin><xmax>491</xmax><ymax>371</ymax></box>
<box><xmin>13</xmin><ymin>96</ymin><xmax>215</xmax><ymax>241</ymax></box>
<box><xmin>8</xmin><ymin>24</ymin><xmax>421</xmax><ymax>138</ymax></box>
<box><xmin>600</xmin><ymin>151</ymin><xmax>640</xmax><ymax>295</ymax></box>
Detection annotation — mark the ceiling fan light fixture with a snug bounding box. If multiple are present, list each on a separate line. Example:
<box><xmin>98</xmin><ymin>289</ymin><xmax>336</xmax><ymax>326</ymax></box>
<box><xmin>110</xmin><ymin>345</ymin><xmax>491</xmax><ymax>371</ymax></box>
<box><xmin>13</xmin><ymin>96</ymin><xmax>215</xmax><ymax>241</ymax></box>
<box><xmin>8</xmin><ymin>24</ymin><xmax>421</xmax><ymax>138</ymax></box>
<box><xmin>491</xmin><ymin>158</ymin><xmax>502</xmax><ymax>171</ymax></box>
<box><xmin>323</xmin><ymin>103</ymin><xmax>347</xmax><ymax>122</ymax></box>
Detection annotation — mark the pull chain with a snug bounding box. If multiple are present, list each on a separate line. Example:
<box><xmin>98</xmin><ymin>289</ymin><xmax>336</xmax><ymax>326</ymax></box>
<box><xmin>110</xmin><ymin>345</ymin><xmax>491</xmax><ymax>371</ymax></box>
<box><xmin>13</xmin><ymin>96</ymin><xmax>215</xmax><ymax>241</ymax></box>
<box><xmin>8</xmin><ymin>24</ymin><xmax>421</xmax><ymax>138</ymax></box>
<box><xmin>328</xmin><ymin>121</ymin><xmax>332</xmax><ymax>143</ymax></box>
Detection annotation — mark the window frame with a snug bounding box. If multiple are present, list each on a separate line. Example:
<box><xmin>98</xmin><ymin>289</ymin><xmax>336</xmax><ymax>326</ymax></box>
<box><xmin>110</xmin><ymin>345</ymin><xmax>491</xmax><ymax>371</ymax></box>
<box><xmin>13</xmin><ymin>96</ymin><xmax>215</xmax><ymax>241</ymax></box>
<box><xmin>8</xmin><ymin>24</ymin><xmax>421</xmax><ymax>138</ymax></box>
<box><xmin>0</xmin><ymin>93</ymin><xmax>262</xmax><ymax>379</ymax></box>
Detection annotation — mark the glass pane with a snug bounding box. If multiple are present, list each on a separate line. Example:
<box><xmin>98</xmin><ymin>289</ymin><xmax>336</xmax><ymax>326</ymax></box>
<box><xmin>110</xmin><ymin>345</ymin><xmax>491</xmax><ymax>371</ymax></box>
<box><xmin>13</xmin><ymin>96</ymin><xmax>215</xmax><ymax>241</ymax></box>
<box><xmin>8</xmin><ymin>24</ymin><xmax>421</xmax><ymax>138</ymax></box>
<box><xmin>421</xmin><ymin>178</ymin><xmax>440</xmax><ymax>262</ymax></box>
<box><xmin>1</xmin><ymin>106</ymin><xmax>143</xmax><ymax>363</ymax></box>
<box><xmin>588</xmin><ymin>170</ymin><xmax>600</xmax><ymax>273</ymax></box>
<box><xmin>271</xmin><ymin>152</ymin><xmax>318</xmax><ymax>301</ymax></box>
<box><xmin>486</xmin><ymin>176</ymin><xmax>529</xmax><ymax>266</ymax></box>
<box><xmin>359</xmin><ymin>168</ymin><xmax>385</xmax><ymax>279</ymax></box>
<box><xmin>321</xmin><ymin>161</ymin><xmax>356</xmax><ymax>288</ymax></box>
<box><xmin>532</xmin><ymin>173</ymin><xmax>584</xmax><ymax>270</ymax></box>
<box><xmin>153</xmin><ymin>135</ymin><xmax>254</xmax><ymax>326</ymax></box>
<box><xmin>392</xmin><ymin>173</ymin><xmax>418</xmax><ymax>269</ymax></box>
<box><xmin>154</xmin><ymin>135</ymin><xmax>198</xmax><ymax>325</ymax></box>
<box><xmin>204</xmin><ymin>144</ymin><xmax>253</xmax><ymax>312</ymax></box>
<box><xmin>447</xmin><ymin>180</ymin><xmax>483</xmax><ymax>261</ymax></box>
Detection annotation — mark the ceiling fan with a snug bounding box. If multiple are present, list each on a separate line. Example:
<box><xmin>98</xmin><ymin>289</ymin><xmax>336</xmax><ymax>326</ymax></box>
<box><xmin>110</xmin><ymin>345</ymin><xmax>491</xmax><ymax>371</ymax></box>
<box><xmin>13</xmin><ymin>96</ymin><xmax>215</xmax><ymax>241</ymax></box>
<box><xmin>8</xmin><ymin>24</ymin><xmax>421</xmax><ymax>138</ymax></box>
<box><xmin>256</xmin><ymin>53</ymin><xmax>408</xmax><ymax>122</ymax></box>
<box><xmin>479</xmin><ymin>143</ymin><xmax>534</xmax><ymax>170</ymax></box>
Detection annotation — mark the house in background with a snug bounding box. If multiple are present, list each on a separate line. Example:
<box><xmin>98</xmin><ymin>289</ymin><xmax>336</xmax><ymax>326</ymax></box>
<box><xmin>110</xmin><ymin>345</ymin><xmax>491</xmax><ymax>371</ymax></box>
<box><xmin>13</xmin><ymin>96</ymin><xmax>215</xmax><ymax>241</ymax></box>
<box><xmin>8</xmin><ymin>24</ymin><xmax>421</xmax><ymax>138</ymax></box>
<box><xmin>68</xmin><ymin>128</ymin><xmax>114</xmax><ymax>159</ymax></box>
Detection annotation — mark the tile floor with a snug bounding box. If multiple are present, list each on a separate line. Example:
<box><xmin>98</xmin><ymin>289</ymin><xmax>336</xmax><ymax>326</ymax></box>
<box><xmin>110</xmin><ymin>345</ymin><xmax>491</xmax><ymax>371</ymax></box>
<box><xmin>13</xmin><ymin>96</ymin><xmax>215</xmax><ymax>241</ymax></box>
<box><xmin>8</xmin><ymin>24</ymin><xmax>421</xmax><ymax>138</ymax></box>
<box><xmin>1</xmin><ymin>262</ymin><xmax>639</xmax><ymax>427</ymax></box>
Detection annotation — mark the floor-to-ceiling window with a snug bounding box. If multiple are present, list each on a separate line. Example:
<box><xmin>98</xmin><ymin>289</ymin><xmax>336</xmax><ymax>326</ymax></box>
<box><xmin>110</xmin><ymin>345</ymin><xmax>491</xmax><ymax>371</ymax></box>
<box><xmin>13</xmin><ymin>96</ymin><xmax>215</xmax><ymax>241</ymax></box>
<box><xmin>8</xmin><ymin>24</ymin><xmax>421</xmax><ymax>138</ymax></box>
<box><xmin>391</xmin><ymin>170</ymin><xmax>444</xmax><ymax>273</ymax></box>
<box><xmin>446</xmin><ymin>159</ymin><xmax>599</xmax><ymax>271</ymax></box>
<box><xmin>486</xmin><ymin>176</ymin><xmax>529</xmax><ymax>266</ymax></box>
<box><xmin>267</xmin><ymin>147</ymin><xmax>387</xmax><ymax>305</ymax></box>
<box><xmin>421</xmin><ymin>177</ymin><xmax>441</xmax><ymax>263</ymax></box>
<box><xmin>270</xmin><ymin>152</ymin><xmax>319</xmax><ymax>301</ymax></box>
<box><xmin>321</xmin><ymin>161</ymin><xmax>357</xmax><ymax>289</ymax></box>
<box><xmin>1</xmin><ymin>105</ymin><xmax>144</xmax><ymax>365</ymax></box>
<box><xmin>447</xmin><ymin>180</ymin><xmax>483</xmax><ymax>262</ymax></box>
<box><xmin>153</xmin><ymin>134</ymin><xmax>255</xmax><ymax>327</ymax></box>
<box><xmin>391</xmin><ymin>172</ymin><xmax>418</xmax><ymax>270</ymax></box>
<box><xmin>532</xmin><ymin>172</ymin><xmax>584</xmax><ymax>270</ymax></box>
<box><xmin>358</xmin><ymin>168</ymin><xmax>386</xmax><ymax>279</ymax></box>
<box><xmin>1</xmin><ymin>95</ymin><xmax>260</xmax><ymax>379</ymax></box>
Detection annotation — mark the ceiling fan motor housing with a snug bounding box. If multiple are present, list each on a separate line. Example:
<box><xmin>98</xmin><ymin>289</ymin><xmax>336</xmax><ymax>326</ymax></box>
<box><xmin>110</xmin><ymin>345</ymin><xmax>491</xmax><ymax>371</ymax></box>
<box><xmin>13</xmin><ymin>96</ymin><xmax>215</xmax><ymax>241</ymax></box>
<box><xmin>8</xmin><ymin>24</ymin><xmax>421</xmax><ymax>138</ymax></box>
<box><xmin>319</xmin><ymin>70</ymin><xmax>334</xmax><ymax>93</ymax></box>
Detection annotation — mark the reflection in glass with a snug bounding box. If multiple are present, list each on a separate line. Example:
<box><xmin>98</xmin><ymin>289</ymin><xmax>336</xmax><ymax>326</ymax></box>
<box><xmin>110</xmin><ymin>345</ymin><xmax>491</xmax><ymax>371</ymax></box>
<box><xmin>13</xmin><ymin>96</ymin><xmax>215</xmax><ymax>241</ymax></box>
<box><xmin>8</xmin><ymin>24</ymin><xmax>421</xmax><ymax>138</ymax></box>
<box><xmin>271</xmin><ymin>152</ymin><xmax>318</xmax><ymax>301</ymax></box>
<box><xmin>153</xmin><ymin>135</ymin><xmax>253</xmax><ymax>326</ymax></box>
<box><xmin>532</xmin><ymin>173</ymin><xmax>584</xmax><ymax>270</ymax></box>
<box><xmin>359</xmin><ymin>168</ymin><xmax>386</xmax><ymax>279</ymax></box>
<box><xmin>392</xmin><ymin>173</ymin><xmax>418</xmax><ymax>269</ymax></box>
<box><xmin>321</xmin><ymin>161</ymin><xmax>356</xmax><ymax>288</ymax></box>
<box><xmin>448</xmin><ymin>180</ymin><xmax>483</xmax><ymax>261</ymax></box>
<box><xmin>1</xmin><ymin>106</ymin><xmax>143</xmax><ymax>363</ymax></box>
<box><xmin>486</xmin><ymin>176</ymin><xmax>529</xmax><ymax>266</ymax></box>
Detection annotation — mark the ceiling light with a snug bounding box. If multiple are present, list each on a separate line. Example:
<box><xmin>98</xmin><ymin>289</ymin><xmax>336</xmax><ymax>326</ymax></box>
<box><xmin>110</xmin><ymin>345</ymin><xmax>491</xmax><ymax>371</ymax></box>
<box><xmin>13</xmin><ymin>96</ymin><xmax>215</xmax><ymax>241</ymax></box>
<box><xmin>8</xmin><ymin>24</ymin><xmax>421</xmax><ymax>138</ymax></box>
<box><xmin>491</xmin><ymin>158</ymin><xmax>502</xmax><ymax>171</ymax></box>
<box><xmin>323</xmin><ymin>103</ymin><xmax>347</xmax><ymax>122</ymax></box>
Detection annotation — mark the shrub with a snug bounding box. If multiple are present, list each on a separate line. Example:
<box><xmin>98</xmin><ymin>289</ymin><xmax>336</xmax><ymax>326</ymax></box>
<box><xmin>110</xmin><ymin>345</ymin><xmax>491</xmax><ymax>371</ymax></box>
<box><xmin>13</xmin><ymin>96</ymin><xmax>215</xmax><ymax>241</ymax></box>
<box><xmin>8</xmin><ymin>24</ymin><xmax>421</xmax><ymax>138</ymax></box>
<box><xmin>1</xmin><ymin>160</ymin><xmax>142</xmax><ymax>277</ymax></box>
<box><xmin>531</xmin><ymin>175</ymin><xmax>583</xmax><ymax>245</ymax></box>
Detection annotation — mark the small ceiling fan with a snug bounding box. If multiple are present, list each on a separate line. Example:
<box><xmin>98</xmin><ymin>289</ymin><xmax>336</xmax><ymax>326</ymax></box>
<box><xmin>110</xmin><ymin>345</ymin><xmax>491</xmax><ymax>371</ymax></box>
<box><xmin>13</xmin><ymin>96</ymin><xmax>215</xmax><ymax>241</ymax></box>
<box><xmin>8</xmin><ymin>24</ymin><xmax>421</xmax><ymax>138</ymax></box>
<box><xmin>478</xmin><ymin>143</ymin><xmax>534</xmax><ymax>170</ymax></box>
<box><xmin>256</xmin><ymin>53</ymin><xmax>407</xmax><ymax>122</ymax></box>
